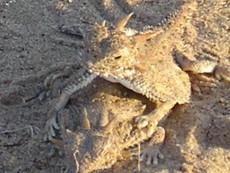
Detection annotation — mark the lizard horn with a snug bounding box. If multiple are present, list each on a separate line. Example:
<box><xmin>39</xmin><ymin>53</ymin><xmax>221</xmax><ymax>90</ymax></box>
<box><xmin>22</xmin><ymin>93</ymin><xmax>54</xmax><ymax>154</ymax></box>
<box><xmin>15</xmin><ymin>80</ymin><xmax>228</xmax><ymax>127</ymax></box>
<box><xmin>101</xmin><ymin>20</ymin><xmax>106</xmax><ymax>27</ymax></box>
<box><xmin>116</xmin><ymin>12</ymin><xmax>134</xmax><ymax>31</ymax></box>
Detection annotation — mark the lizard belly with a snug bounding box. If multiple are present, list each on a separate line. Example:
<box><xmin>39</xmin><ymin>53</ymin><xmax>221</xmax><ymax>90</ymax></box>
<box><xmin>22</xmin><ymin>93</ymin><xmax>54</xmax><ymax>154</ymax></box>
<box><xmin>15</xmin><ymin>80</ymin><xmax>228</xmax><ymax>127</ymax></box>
<box><xmin>101</xmin><ymin>75</ymin><xmax>142</xmax><ymax>94</ymax></box>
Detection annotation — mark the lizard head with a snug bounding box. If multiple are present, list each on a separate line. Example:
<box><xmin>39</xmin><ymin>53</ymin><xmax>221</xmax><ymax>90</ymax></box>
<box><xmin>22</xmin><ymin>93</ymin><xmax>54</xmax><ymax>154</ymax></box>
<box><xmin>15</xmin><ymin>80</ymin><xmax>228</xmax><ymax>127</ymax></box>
<box><xmin>84</xmin><ymin>13</ymin><xmax>162</xmax><ymax>79</ymax></box>
<box><xmin>62</xmin><ymin>117</ymin><xmax>158</xmax><ymax>173</ymax></box>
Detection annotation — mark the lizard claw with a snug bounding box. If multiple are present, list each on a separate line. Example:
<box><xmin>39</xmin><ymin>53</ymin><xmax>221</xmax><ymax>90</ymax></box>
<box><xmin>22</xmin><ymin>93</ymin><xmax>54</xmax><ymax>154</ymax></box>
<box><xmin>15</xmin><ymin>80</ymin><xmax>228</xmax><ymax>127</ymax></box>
<box><xmin>35</xmin><ymin>87</ymin><xmax>52</xmax><ymax>101</ymax></box>
<box><xmin>43</xmin><ymin>65</ymin><xmax>72</xmax><ymax>88</ymax></box>
<box><xmin>43</xmin><ymin>112</ymin><xmax>61</xmax><ymax>141</ymax></box>
<box><xmin>134</xmin><ymin>115</ymin><xmax>149</xmax><ymax>129</ymax></box>
<box><xmin>39</xmin><ymin>65</ymin><xmax>73</xmax><ymax>101</ymax></box>
<box><xmin>25</xmin><ymin>65</ymin><xmax>74</xmax><ymax>103</ymax></box>
<box><xmin>140</xmin><ymin>144</ymin><xmax>164</xmax><ymax>165</ymax></box>
<box><xmin>141</xmin><ymin>126</ymin><xmax>165</xmax><ymax>165</ymax></box>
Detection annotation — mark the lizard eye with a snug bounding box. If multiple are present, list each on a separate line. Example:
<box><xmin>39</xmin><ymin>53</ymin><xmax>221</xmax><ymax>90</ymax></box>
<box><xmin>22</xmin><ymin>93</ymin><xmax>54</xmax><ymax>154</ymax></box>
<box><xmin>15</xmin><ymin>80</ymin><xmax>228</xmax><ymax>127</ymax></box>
<box><xmin>114</xmin><ymin>56</ymin><xmax>122</xmax><ymax>60</ymax></box>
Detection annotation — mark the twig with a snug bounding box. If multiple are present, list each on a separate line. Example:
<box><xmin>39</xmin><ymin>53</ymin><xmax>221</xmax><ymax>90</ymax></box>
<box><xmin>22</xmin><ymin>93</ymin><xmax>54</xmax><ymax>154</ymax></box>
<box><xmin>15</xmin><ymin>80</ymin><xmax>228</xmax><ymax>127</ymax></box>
<box><xmin>0</xmin><ymin>125</ymin><xmax>40</xmax><ymax>138</ymax></box>
<box><xmin>138</xmin><ymin>143</ymin><xmax>141</xmax><ymax>171</ymax></box>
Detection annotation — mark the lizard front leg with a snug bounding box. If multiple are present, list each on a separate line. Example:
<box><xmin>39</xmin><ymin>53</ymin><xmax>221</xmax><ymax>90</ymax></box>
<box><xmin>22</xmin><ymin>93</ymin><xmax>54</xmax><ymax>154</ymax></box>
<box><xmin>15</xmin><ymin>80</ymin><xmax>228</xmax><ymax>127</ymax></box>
<box><xmin>135</xmin><ymin>100</ymin><xmax>176</xmax><ymax>165</ymax></box>
<box><xmin>140</xmin><ymin>126</ymin><xmax>165</xmax><ymax>165</ymax></box>
<box><xmin>44</xmin><ymin>70</ymin><xmax>97</xmax><ymax>141</ymax></box>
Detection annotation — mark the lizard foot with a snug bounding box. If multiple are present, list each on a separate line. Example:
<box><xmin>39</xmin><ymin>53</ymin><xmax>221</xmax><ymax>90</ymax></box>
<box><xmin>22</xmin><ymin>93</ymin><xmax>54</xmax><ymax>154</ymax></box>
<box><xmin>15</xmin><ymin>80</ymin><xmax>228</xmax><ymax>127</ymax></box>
<box><xmin>43</xmin><ymin>107</ymin><xmax>77</xmax><ymax>142</ymax></box>
<box><xmin>140</xmin><ymin>126</ymin><xmax>165</xmax><ymax>165</ymax></box>
<box><xmin>38</xmin><ymin>65</ymin><xmax>74</xmax><ymax>101</ymax></box>
<box><xmin>25</xmin><ymin>65</ymin><xmax>75</xmax><ymax>103</ymax></box>
<box><xmin>43</xmin><ymin>111</ymin><xmax>61</xmax><ymax>141</ymax></box>
<box><xmin>134</xmin><ymin>115</ymin><xmax>150</xmax><ymax>129</ymax></box>
<box><xmin>134</xmin><ymin>115</ymin><xmax>166</xmax><ymax>165</ymax></box>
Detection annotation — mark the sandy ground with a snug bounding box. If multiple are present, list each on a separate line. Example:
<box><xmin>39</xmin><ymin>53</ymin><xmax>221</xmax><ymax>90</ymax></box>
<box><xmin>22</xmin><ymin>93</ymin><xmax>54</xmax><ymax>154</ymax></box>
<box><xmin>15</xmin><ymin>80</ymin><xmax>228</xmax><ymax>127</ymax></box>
<box><xmin>0</xmin><ymin>0</ymin><xmax>230</xmax><ymax>172</ymax></box>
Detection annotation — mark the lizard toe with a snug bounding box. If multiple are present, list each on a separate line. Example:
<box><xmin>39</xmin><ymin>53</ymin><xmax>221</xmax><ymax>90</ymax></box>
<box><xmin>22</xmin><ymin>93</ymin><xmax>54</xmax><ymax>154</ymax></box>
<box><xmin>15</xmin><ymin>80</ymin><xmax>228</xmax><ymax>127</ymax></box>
<box><xmin>43</xmin><ymin>114</ymin><xmax>61</xmax><ymax>141</ymax></box>
<box><xmin>140</xmin><ymin>144</ymin><xmax>164</xmax><ymax>165</ymax></box>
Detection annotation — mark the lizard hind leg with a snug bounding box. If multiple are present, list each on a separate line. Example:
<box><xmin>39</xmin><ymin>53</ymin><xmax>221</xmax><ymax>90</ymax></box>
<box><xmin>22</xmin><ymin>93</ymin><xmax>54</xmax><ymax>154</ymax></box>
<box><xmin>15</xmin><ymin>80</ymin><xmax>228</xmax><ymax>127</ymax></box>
<box><xmin>173</xmin><ymin>51</ymin><xmax>217</xmax><ymax>74</ymax></box>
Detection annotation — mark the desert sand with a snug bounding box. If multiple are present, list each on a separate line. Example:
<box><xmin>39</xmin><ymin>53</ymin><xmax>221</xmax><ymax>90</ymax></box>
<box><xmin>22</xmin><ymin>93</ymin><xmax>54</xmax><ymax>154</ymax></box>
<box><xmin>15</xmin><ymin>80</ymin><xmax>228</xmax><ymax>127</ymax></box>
<box><xmin>0</xmin><ymin>0</ymin><xmax>229</xmax><ymax>173</ymax></box>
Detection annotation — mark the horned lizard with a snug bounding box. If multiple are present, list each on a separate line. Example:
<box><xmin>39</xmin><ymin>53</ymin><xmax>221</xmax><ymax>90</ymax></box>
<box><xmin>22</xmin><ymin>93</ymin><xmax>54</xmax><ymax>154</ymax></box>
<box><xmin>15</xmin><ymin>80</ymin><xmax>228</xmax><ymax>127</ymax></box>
<box><xmin>38</xmin><ymin>0</ymin><xmax>230</xmax><ymax>172</ymax></box>
<box><xmin>60</xmin><ymin>111</ymin><xmax>163</xmax><ymax>173</ymax></box>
